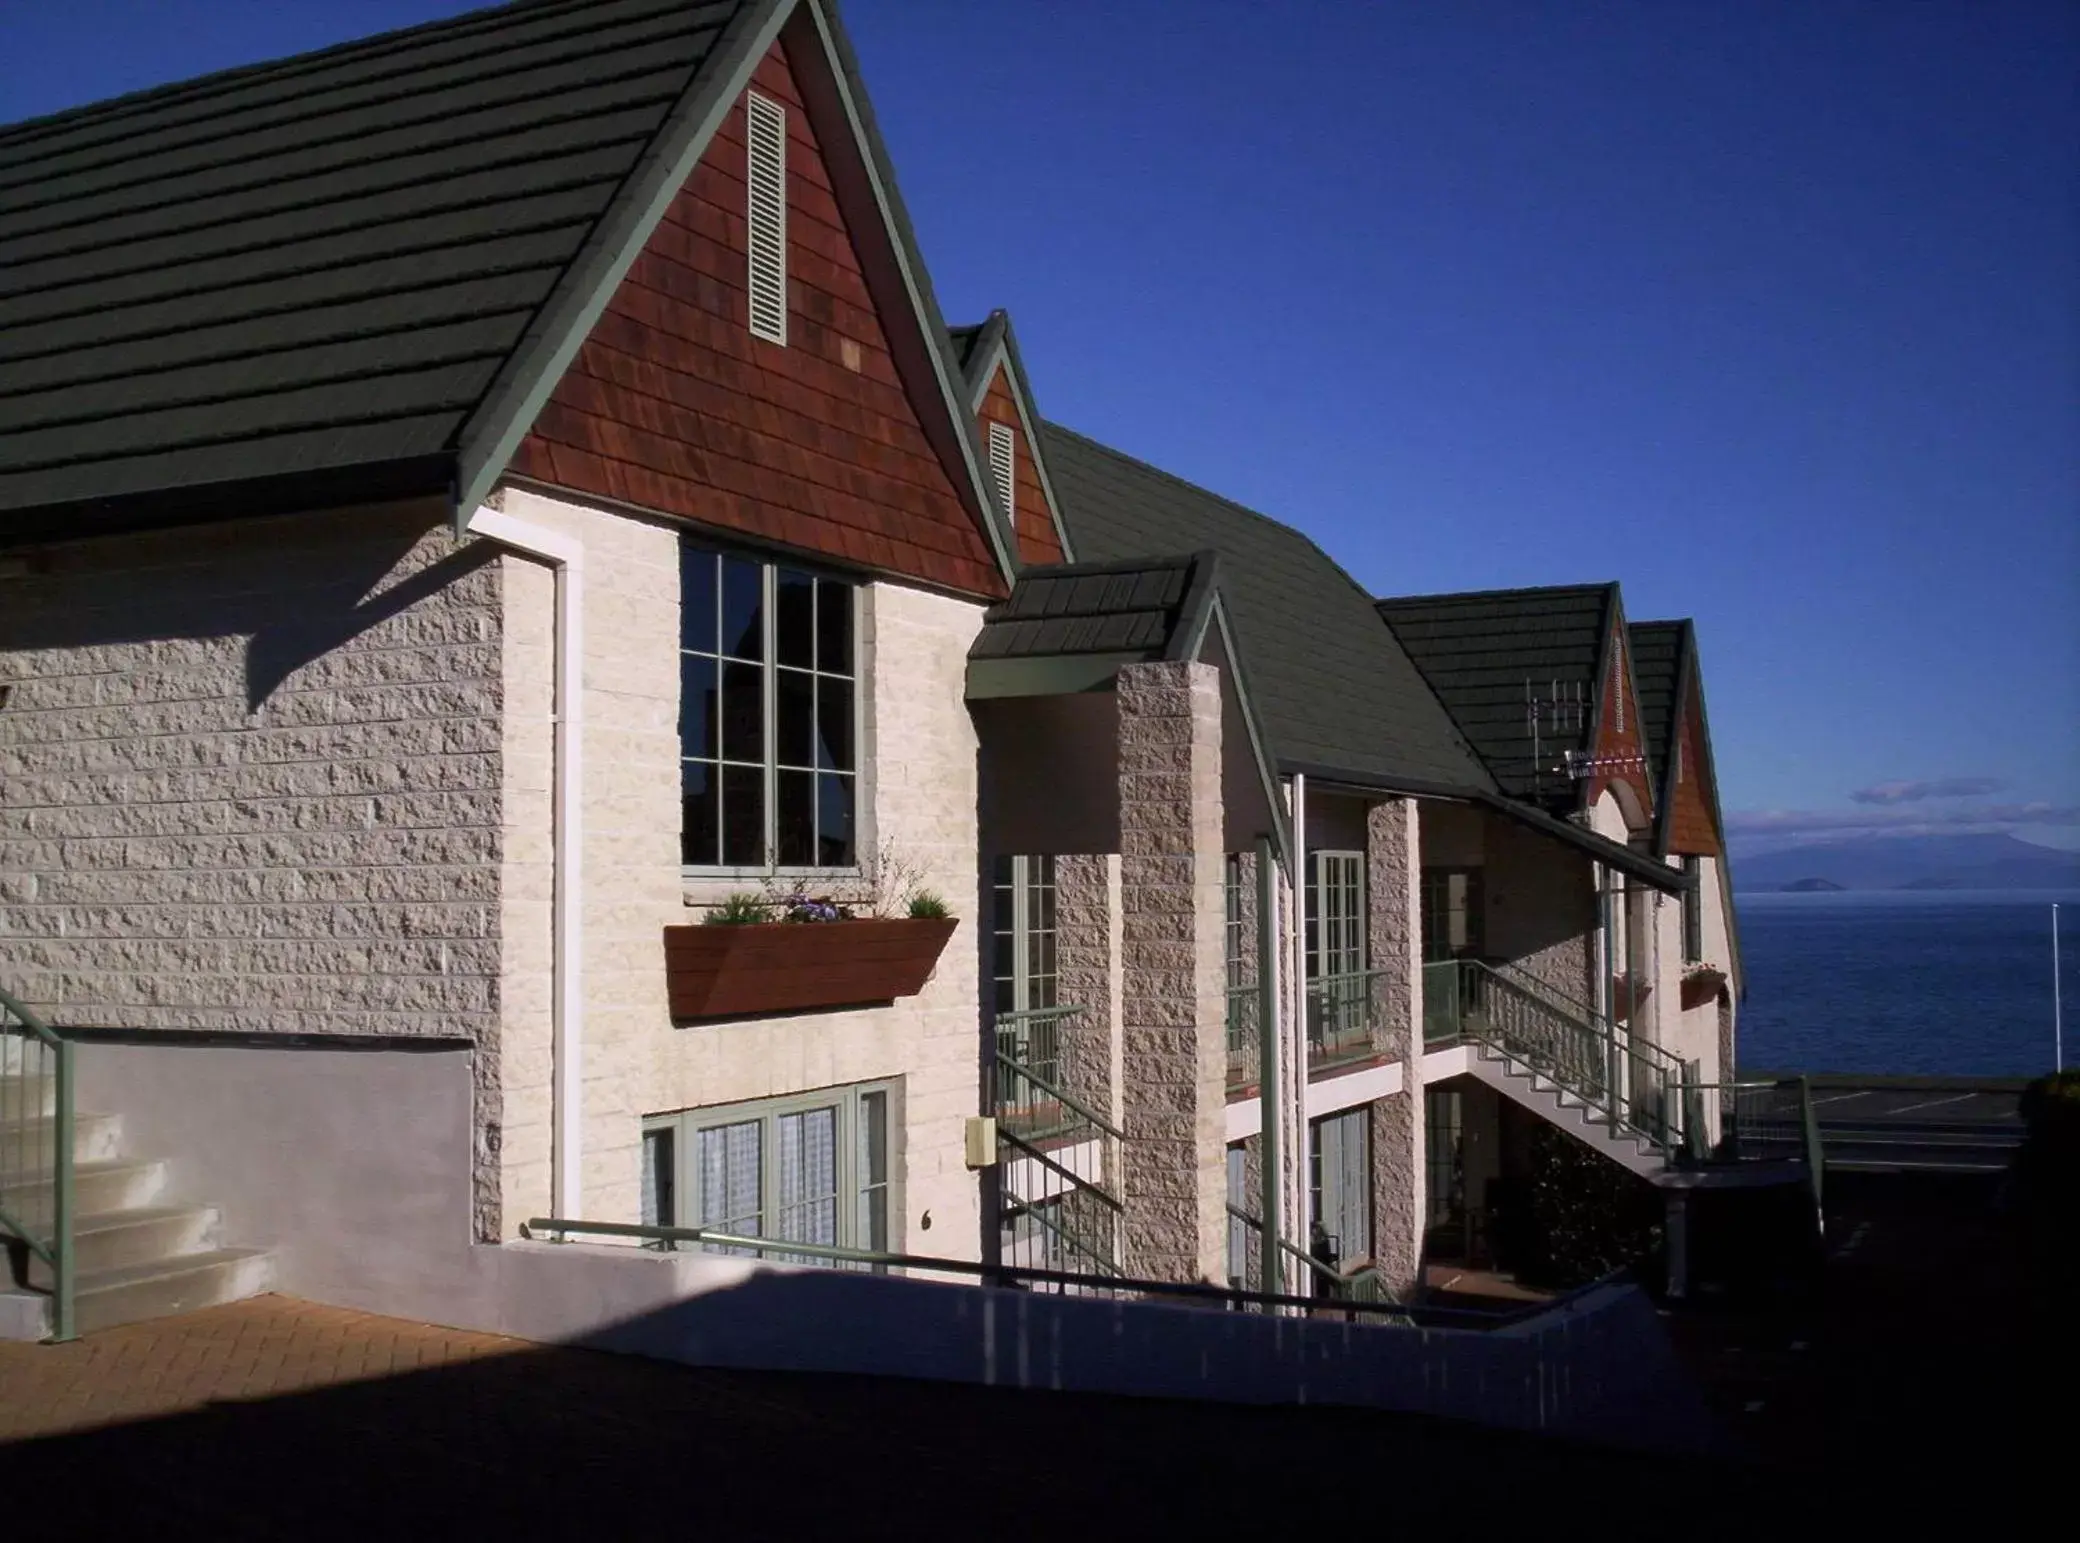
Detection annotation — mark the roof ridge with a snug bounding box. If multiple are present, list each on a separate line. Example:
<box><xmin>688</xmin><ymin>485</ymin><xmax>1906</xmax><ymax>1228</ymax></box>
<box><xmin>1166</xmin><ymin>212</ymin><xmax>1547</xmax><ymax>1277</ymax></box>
<box><xmin>0</xmin><ymin>0</ymin><xmax>587</xmax><ymax>146</ymax></box>
<box><xmin>1376</xmin><ymin>580</ymin><xmax>1619</xmax><ymax>608</ymax></box>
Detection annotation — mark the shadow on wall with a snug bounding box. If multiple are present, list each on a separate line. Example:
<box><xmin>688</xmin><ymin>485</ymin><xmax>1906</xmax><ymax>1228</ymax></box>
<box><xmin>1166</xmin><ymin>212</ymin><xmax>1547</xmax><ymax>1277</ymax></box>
<box><xmin>0</xmin><ymin>505</ymin><xmax>494</xmax><ymax>712</ymax></box>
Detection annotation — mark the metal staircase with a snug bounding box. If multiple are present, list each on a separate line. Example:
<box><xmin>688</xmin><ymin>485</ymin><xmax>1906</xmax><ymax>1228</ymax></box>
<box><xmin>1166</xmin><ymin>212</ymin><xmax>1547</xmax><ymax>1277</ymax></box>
<box><xmin>991</xmin><ymin>1005</ymin><xmax>1124</xmax><ymax>1278</ymax></box>
<box><xmin>1425</xmin><ymin>959</ymin><xmax>1703</xmax><ymax>1179</ymax></box>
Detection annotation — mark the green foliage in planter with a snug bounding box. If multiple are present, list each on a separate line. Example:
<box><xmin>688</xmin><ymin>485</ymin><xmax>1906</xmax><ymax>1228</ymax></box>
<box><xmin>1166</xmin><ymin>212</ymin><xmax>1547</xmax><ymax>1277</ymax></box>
<box><xmin>703</xmin><ymin>893</ymin><xmax>776</xmax><ymax>926</ymax></box>
<box><xmin>1517</xmin><ymin>1122</ymin><xmax>1663</xmax><ymax>1290</ymax></box>
<box><xmin>906</xmin><ymin>891</ymin><xmax>951</xmax><ymax>920</ymax></box>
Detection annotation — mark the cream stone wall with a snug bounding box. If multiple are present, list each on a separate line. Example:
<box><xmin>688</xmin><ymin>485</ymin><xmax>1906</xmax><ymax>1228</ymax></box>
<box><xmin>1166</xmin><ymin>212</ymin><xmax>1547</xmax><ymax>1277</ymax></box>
<box><xmin>496</xmin><ymin>487</ymin><xmax>987</xmax><ymax>1254</ymax></box>
<box><xmin>0</xmin><ymin>500</ymin><xmax>508</xmax><ymax>1231</ymax></box>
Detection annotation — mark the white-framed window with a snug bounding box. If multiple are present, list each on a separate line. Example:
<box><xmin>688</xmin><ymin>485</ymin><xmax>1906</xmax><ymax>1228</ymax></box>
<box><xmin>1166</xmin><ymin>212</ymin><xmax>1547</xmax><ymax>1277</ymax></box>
<box><xmin>680</xmin><ymin>540</ymin><xmax>860</xmax><ymax>873</ymax></box>
<box><xmin>1309</xmin><ymin>1108</ymin><xmax>1371</xmax><ymax>1269</ymax></box>
<box><xmin>744</xmin><ymin>89</ymin><xmax>788</xmax><ymax>346</ymax></box>
<box><xmin>642</xmin><ymin>1081</ymin><xmax>893</xmax><ymax>1260</ymax></box>
<box><xmin>991</xmin><ymin>854</ymin><xmax>1057</xmax><ymax>1015</ymax></box>
<box><xmin>1307</xmin><ymin>851</ymin><xmax>1365</xmax><ymax>982</ymax></box>
<box><xmin>987</xmin><ymin>420</ymin><xmax>1016</xmax><ymax>528</ymax></box>
<box><xmin>1224</xmin><ymin>853</ymin><xmax>1248</xmax><ymax>989</ymax></box>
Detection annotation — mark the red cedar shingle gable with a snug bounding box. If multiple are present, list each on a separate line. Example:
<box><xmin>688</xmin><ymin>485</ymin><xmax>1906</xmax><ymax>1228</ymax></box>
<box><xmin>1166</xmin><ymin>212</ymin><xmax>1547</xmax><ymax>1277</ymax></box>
<box><xmin>510</xmin><ymin>39</ymin><xmax>1006</xmax><ymax>598</ymax></box>
<box><xmin>1588</xmin><ymin>626</ymin><xmax>1656</xmax><ymax>828</ymax></box>
<box><xmin>977</xmin><ymin>361</ymin><xmax>1064</xmax><ymax>565</ymax></box>
<box><xmin>1668</xmin><ymin>688</ymin><xmax>1724</xmax><ymax>857</ymax></box>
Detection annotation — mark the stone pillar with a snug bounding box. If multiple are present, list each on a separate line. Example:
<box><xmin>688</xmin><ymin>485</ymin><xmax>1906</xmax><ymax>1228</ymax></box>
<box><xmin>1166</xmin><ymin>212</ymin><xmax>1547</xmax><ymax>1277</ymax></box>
<box><xmin>1366</xmin><ymin>796</ymin><xmax>1426</xmax><ymax>1296</ymax></box>
<box><xmin>1054</xmin><ymin>854</ymin><xmax>1120</xmax><ymax>1125</ymax></box>
<box><xmin>1116</xmin><ymin>661</ymin><xmax>1227</xmax><ymax>1284</ymax></box>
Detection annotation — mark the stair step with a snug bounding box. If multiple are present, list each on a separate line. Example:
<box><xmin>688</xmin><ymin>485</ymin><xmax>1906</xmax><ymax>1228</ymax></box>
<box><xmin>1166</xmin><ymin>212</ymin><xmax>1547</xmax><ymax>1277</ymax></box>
<box><xmin>74</xmin><ymin>1248</ymin><xmax>274</xmax><ymax>1334</ymax></box>
<box><xmin>7</xmin><ymin>1156</ymin><xmax>168</xmax><ymax>1217</ymax></box>
<box><xmin>0</xmin><ymin>1110</ymin><xmax>122</xmax><ymax>1167</ymax></box>
<box><xmin>25</xmin><ymin>1204</ymin><xmax>220</xmax><ymax>1287</ymax></box>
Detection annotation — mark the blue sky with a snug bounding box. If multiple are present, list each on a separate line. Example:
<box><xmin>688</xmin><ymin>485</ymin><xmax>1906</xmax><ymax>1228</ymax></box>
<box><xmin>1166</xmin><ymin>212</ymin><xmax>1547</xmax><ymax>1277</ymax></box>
<box><xmin>6</xmin><ymin>1</ymin><xmax>2075</xmax><ymax>851</ymax></box>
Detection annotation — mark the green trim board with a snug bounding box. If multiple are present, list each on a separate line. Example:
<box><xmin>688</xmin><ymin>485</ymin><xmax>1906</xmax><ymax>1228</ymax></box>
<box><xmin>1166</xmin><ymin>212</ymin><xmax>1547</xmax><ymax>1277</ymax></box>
<box><xmin>949</xmin><ymin>309</ymin><xmax>1077</xmax><ymax>564</ymax></box>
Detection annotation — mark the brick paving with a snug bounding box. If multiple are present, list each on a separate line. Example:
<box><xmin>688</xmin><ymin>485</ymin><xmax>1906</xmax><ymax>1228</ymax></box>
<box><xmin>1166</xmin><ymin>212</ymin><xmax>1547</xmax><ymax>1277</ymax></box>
<box><xmin>0</xmin><ymin>1298</ymin><xmax>528</xmax><ymax>1442</ymax></box>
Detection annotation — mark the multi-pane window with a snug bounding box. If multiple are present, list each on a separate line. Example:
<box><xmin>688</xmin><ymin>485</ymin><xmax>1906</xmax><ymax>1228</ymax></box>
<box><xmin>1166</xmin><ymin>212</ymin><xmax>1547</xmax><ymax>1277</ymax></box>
<box><xmin>991</xmin><ymin>855</ymin><xmax>1058</xmax><ymax>1015</ymax></box>
<box><xmin>1424</xmin><ymin>1087</ymin><xmax>1464</xmax><ymax>1230</ymax></box>
<box><xmin>681</xmin><ymin>542</ymin><xmax>858</xmax><ymax>870</ymax></box>
<box><xmin>1309</xmin><ymin>1109</ymin><xmax>1371</xmax><ymax>1268</ymax></box>
<box><xmin>1420</xmin><ymin>868</ymin><xmax>1486</xmax><ymax>962</ymax></box>
<box><xmin>1307</xmin><ymin>852</ymin><xmax>1365</xmax><ymax>982</ymax></box>
<box><xmin>1224</xmin><ymin>854</ymin><xmax>1247</xmax><ymax>990</ymax></box>
<box><xmin>1225</xmin><ymin>1144</ymin><xmax>1250</xmax><ymax>1290</ymax></box>
<box><xmin>642</xmin><ymin>1083</ymin><xmax>892</xmax><ymax>1261</ymax></box>
<box><xmin>1681</xmin><ymin>856</ymin><xmax>1704</xmax><ymax>963</ymax></box>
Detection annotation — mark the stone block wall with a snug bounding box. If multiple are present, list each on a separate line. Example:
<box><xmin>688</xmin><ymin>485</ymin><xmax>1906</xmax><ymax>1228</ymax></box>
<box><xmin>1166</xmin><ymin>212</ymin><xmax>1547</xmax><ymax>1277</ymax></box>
<box><xmin>1115</xmin><ymin>661</ymin><xmax>1227</xmax><ymax>1283</ymax></box>
<box><xmin>1366</xmin><ymin>797</ymin><xmax>1425</xmax><ymax>1296</ymax></box>
<box><xmin>1054</xmin><ymin>853</ymin><xmax>1121</xmax><ymax>1126</ymax></box>
<box><xmin>0</xmin><ymin>500</ymin><xmax>508</xmax><ymax>1230</ymax></box>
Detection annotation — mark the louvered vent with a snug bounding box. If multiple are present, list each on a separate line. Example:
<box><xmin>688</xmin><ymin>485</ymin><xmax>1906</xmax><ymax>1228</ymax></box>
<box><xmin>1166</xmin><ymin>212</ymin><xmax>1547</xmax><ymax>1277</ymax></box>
<box><xmin>987</xmin><ymin>421</ymin><xmax>1016</xmax><ymax>527</ymax></box>
<box><xmin>1612</xmin><ymin>638</ymin><xmax>1627</xmax><ymax>734</ymax></box>
<box><xmin>745</xmin><ymin>91</ymin><xmax>787</xmax><ymax>345</ymax></box>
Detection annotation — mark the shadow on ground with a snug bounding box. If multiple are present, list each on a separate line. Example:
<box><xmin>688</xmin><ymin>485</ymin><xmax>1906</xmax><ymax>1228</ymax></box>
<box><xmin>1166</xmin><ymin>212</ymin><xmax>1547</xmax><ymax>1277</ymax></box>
<box><xmin>0</xmin><ymin>1167</ymin><xmax>2052</xmax><ymax>1538</ymax></box>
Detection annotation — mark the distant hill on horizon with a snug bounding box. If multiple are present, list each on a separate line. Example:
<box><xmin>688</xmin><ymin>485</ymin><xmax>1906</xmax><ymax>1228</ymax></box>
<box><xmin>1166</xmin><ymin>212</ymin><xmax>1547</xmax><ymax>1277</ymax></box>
<box><xmin>1733</xmin><ymin>832</ymin><xmax>2080</xmax><ymax>893</ymax></box>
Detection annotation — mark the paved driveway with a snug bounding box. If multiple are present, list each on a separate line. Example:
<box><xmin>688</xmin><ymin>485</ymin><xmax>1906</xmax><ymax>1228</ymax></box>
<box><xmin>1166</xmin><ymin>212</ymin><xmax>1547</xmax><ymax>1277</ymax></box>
<box><xmin>0</xmin><ymin>1295</ymin><xmax>1778</xmax><ymax>1538</ymax></box>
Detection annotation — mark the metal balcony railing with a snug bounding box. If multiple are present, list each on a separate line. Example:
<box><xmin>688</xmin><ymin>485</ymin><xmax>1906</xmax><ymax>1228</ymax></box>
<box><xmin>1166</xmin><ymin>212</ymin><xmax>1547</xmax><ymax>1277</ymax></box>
<box><xmin>990</xmin><ymin>1003</ymin><xmax>1123</xmax><ymax>1277</ymax></box>
<box><xmin>1225</xmin><ymin>984</ymin><xmax>1259</xmax><ymax>1094</ymax></box>
<box><xmin>0</xmin><ymin>987</ymin><xmax>75</xmax><ymax>1341</ymax></box>
<box><xmin>1305</xmin><ymin>969</ymin><xmax>1383</xmax><ymax>1070</ymax></box>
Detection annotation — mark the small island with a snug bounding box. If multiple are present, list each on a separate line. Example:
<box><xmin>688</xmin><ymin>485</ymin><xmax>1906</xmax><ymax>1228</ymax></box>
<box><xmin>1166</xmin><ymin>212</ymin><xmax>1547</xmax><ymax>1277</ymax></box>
<box><xmin>1780</xmin><ymin>877</ymin><xmax>1847</xmax><ymax>893</ymax></box>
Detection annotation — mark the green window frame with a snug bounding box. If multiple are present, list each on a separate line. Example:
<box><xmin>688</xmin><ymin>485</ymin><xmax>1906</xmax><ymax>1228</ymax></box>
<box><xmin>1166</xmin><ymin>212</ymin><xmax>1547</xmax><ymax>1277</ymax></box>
<box><xmin>1420</xmin><ymin>867</ymin><xmax>1486</xmax><ymax>963</ymax></box>
<box><xmin>1308</xmin><ymin>1108</ymin><xmax>1372</xmax><ymax>1268</ymax></box>
<box><xmin>641</xmin><ymin>1081</ymin><xmax>894</xmax><ymax>1260</ymax></box>
<box><xmin>1307</xmin><ymin>851</ymin><xmax>1365</xmax><ymax>982</ymax></box>
<box><xmin>680</xmin><ymin>540</ymin><xmax>861</xmax><ymax>875</ymax></box>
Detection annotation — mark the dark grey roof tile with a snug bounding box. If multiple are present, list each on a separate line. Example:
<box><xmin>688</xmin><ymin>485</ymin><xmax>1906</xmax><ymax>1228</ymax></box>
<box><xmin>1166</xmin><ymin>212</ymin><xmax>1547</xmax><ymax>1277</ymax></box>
<box><xmin>1042</xmin><ymin>425</ymin><xmax>1493</xmax><ymax>793</ymax></box>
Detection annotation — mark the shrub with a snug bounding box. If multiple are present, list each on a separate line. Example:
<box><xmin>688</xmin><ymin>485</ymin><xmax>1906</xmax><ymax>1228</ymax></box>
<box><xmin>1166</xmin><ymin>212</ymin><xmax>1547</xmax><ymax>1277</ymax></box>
<box><xmin>702</xmin><ymin>893</ymin><xmax>775</xmax><ymax>926</ymax></box>
<box><xmin>906</xmin><ymin>891</ymin><xmax>951</xmax><ymax>920</ymax></box>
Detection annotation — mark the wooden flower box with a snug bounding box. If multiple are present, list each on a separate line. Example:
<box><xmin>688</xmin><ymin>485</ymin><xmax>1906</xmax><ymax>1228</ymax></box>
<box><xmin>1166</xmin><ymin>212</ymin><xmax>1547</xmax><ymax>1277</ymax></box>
<box><xmin>1680</xmin><ymin>967</ymin><xmax>1729</xmax><ymax>1012</ymax></box>
<box><xmin>663</xmin><ymin>917</ymin><xmax>959</xmax><ymax>1021</ymax></box>
<box><xmin>1609</xmin><ymin>972</ymin><xmax>1653</xmax><ymax>1023</ymax></box>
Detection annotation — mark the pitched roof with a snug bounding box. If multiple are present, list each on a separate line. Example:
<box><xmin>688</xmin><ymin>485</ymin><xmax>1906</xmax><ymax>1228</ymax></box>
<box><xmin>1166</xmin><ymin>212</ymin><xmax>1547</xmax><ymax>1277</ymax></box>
<box><xmin>1628</xmin><ymin>619</ymin><xmax>1685</xmax><ymax>798</ymax></box>
<box><xmin>1374</xmin><ymin>583</ymin><xmax>1619</xmax><ymax>808</ymax></box>
<box><xmin>1042</xmin><ymin>423</ymin><xmax>1493</xmax><ymax>794</ymax></box>
<box><xmin>0</xmin><ymin>0</ymin><xmax>779</xmax><ymax>543</ymax></box>
<box><xmin>970</xmin><ymin>554</ymin><xmax>1211</xmax><ymax>662</ymax></box>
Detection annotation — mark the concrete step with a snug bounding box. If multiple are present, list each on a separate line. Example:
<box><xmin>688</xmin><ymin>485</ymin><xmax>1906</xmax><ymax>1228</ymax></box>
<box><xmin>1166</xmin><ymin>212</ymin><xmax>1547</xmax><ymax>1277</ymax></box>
<box><xmin>9</xmin><ymin>1156</ymin><xmax>168</xmax><ymax>1217</ymax></box>
<box><xmin>74</xmin><ymin>1248</ymin><xmax>274</xmax><ymax>1334</ymax></box>
<box><xmin>0</xmin><ymin>1110</ymin><xmax>122</xmax><ymax>1167</ymax></box>
<box><xmin>0</xmin><ymin>1073</ymin><xmax>57</xmax><ymax>1118</ymax></box>
<box><xmin>26</xmin><ymin>1204</ymin><xmax>221</xmax><ymax>1287</ymax></box>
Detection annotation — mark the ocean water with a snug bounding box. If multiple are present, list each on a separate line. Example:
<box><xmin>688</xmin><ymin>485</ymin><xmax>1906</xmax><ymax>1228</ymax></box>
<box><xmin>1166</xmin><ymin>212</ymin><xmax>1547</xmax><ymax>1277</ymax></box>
<box><xmin>1734</xmin><ymin>890</ymin><xmax>2079</xmax><ymax>1077</ymax></box>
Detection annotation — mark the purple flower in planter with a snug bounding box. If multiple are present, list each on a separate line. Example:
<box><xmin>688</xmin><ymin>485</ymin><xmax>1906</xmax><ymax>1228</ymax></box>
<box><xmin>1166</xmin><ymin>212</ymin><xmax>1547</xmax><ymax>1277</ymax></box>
<box><xmin>781</xmin><ymin>894</ymin><xmax>850</xmax><ymax>924</ymax></box>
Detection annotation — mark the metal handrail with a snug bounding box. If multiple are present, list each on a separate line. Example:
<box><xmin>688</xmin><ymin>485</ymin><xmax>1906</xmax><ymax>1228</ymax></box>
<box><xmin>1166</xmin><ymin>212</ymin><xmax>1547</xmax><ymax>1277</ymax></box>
<box><xmin>998</xmin><ymin>1125</ymin><xmax>1124</xmax><ymax>1213</ymax></box>
<box><xmin>1447</xmin><ymin>960</ymin><xmax>1692</xmax><ymax>1154</ymax></box>
<box><xmin>522</xmin><ymin>1216</ymin><xmax>1509</xmax><ymax>1325</ymax></box>
<box><xmin>0</xmin><ymin>986</ymin><xmax>74</xmax><ymax>1342</ymax></box>
<box><xmin>1224</xmin><ymin>1203</ymin><xmax>1400</xmax><ymax>1304</ymax></box>
<box><xmin>994</xmin><ymin>1045</ymin><xmax>1123</xmax><ymax>1144</ymax></box>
